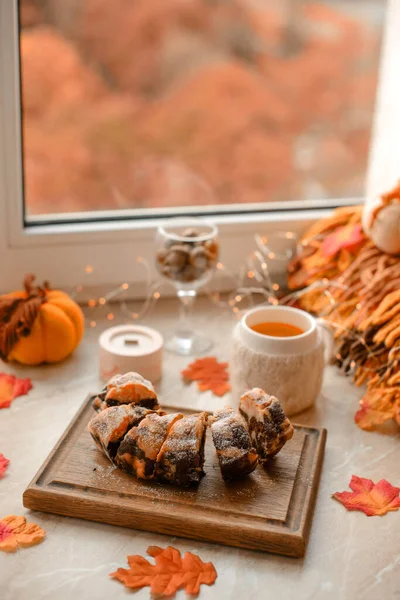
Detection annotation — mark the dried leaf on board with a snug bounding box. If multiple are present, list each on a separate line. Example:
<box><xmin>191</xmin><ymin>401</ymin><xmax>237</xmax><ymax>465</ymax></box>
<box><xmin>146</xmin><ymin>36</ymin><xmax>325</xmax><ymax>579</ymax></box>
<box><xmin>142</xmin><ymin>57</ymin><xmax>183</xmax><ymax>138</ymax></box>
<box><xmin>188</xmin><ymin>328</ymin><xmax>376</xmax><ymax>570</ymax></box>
<box><xmin>0</xmin><ymin>373</ymin><xmax>32</xmax><ymax>409</ymax></box>
<box><xmin>0</xmin><ymin>515</ymin><xmax>46</xmax><ymax>552</ymax></box>
<box><xmin>181</xmin><ymin>357</ymin><xmax>231</xmax><ymax>397</ymax></box>
<box><xmin>0</xmin><ymin>454</ymin><xmax>10</xmax><ymax>479</ymax></box>
<box><xmin>333</xmin><ymin>475</ymin><xmax>400</xmax><ymax>516</ymax></box>
<box><xmin>110</xmin><ymin>545</ymin><xmax>217</xmax><ymax>597</ymax></box>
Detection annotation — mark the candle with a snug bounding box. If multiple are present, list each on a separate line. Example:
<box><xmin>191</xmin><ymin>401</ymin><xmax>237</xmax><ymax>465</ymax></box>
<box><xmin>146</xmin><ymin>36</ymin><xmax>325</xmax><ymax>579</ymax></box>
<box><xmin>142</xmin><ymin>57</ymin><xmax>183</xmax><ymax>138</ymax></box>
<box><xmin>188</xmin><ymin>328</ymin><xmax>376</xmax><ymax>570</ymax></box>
<box><xmin>99</xmin><ymin>325</ymin><xmax>163</xmax><ymax>383</ymax></box>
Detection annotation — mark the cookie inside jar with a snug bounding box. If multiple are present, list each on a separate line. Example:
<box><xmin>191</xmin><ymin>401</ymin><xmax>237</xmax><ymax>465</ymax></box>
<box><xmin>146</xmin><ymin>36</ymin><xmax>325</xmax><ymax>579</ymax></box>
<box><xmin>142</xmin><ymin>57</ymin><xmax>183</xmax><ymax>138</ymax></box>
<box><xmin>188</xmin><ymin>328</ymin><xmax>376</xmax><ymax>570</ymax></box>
<box><xmin>156</xmin><ymin>224</ymin><xmax>219</xmax><ymax>285</ymax></box>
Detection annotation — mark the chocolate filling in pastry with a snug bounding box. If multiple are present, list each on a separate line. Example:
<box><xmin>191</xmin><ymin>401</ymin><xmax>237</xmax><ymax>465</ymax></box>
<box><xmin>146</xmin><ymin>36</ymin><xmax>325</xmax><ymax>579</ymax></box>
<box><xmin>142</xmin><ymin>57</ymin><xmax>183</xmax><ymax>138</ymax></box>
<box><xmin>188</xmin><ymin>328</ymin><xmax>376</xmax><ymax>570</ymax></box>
<box><xmin>209</xmin><ymin>406</ymin><xmax>258</xmax><ymax>480</ymax></box>
<box><xmin>87</xmin><ymin>404</ymin><xmax>154</xmax><ymax>463</ymax></box>
<box><xmin>92</xmin><ymin>372</ymin><xmax>160</xmax><ymax>411</ymax></box>
<box><xmin>105</xmin><ymin>372</ymin><xmax>158</xmax><ymax>407</ymax></box>
<box><xmin>116</xmin><ymin>412</ymin><xmax>183</xmax><ymax>479</ymax></box>
<box><xmin>239</xmin><ymin>388</ymin><xmax>294</xmax><ymax>463</ymax></box>
<box><xmin>155</xmin><ymin>412</ymin><xmax>208</xmax><ymax>486</ymax></box>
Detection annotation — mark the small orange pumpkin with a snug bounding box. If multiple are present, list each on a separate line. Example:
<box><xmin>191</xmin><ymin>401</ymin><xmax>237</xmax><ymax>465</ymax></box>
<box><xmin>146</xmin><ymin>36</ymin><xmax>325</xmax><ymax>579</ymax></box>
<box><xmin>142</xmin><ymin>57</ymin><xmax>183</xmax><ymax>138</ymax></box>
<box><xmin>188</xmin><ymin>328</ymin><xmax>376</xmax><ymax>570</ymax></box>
<box><xmin>0</xmin><ymin>275</ymin><xmax>84</xmax><ymax>365</ymax></box>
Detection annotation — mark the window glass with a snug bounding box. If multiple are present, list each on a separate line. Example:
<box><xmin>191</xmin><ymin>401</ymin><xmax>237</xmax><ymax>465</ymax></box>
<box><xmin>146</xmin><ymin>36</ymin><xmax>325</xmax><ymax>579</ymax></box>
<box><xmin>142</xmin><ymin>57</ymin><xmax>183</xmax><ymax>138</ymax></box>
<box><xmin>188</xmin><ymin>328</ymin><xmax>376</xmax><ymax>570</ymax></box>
<box><xmin>19</xmin><ymin>0</ymin><xmax>387</xmax><ymax>218</ymax></box>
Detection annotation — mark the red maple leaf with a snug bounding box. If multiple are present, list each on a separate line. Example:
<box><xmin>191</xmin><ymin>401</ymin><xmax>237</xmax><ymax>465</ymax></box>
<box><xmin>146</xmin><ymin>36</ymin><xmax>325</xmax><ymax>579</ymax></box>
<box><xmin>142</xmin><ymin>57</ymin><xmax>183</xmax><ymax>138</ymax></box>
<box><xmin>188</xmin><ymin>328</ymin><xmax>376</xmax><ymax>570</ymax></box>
<box><xmin>322</xmin><ymin>223</ymin><xmax>365</xmax><ymax>258</ymax></box>
<box><xmin>0</xmin><ymin>374</ymin><xmax>32</xmax><ymax>409</ymax></box>
<box><xmin>0</xmin><ymin>454</ymin><xmax>10</xmax><ymax>479</ymax></box>
<box><xmin>333</xmin><ymin>475</ymin><xmax>400</xmax><ymax>516</ymax></box>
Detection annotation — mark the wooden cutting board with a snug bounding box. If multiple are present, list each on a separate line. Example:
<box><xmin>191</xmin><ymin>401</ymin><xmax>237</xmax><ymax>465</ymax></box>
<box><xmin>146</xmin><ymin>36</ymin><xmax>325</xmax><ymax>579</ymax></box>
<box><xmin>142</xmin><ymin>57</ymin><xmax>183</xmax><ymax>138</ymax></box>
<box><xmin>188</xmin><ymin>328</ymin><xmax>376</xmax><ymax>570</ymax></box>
<box><xmin>23</xmin><ymin>395</ymin><xmax>326</xmax><ymax>557</ymax></box>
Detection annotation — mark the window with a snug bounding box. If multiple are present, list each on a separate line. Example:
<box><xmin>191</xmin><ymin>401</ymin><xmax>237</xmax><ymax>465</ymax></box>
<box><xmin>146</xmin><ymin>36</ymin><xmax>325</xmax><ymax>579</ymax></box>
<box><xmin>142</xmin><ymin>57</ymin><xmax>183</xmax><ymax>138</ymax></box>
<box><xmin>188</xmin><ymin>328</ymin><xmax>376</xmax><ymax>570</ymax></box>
<box><xmin>0</xmin><ymin>0</ymin><xmax>396</xmax><ymax>292</ymax></box>
<box><xmin>19</xmin><ymin>0</ymin><xmax>386</xmax><ymax>221</ymax></box>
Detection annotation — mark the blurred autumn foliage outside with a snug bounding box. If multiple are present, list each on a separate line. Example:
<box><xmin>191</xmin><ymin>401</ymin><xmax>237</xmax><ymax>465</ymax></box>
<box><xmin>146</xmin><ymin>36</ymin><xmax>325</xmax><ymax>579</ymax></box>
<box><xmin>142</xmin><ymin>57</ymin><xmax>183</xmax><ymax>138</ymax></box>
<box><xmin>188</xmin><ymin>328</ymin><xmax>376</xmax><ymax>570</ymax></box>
<box><xmin>19</xmin><ymin>0</ymin><xmax>386</xmax><ymax>216</ymax></box>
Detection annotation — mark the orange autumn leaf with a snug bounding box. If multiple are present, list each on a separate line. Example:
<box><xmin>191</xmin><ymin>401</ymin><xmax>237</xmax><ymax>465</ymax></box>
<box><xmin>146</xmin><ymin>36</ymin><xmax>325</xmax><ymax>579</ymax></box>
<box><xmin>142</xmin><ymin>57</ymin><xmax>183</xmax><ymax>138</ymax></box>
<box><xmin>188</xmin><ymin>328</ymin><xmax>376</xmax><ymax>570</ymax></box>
<box><xmin>181</xmin><ymin>357</ymin><xmax>231</xmax><ymax>397</ymax></box>
<box><xmin>0</xmin><ymin>454</ymin><xmax>10</xmax><ymax>479</ymax></box>
<box><xmin>354</xmin><ymin>388</ymin><xmax>399</xmax><ymax>431</ymax></box>
<box><xmin>322</xmin><ymin>223</ymin><xmax>365</xmax><ymax>258</ymax></box>
<box><xmin>0</xmin><ymin>515</ymin><xmax>46</xmax><ymax>552</ymax></box>
<box><xmin>333</xmin><ymin>475</ymin><xmax>400</xmax><ymax>517</ymax></box>
<box><xmin>0</xmin><ymin>373</ymin><xmax>32</xmax><ymax>409</ymax></box>
<box><xmin>110</xmin><ymin>545</ymin><xmax>218</xmax><ymax>597</ymax></box>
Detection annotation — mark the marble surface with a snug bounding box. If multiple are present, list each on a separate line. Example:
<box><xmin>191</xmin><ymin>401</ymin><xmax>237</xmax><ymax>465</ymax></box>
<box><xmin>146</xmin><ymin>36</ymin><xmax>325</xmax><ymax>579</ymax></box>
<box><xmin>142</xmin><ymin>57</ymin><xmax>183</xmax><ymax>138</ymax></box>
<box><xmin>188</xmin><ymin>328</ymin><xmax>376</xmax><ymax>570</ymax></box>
<box><xmin>0</xmin><ymin>297</ymin><xmax>399</xmax><ymax>600</ymax></box>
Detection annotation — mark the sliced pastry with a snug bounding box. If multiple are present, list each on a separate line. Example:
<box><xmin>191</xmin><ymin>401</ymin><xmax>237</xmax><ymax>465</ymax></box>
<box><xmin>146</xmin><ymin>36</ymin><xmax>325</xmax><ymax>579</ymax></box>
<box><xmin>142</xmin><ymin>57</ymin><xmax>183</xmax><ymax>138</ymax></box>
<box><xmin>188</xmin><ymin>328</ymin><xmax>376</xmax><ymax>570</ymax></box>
<box><xmin>155</xmin><ymin>412</ymin><xmax>208</xmax><ymax>487</ymax></box>
<box><xmin>239</xmin><ymin>388</ymin><xmax>294</xmax><ymax>463</ymax></box>
<box><xmin>92</xmin><ymin>372</ymin><xmax>159</xmax><ymax>411</ymax></box>
<box><xmin>91</xmin><ymin>391</ymin><xmax>107</xmax><ymax>412</ymax></box>
<box><xmin>209</xmin><ymin>406</ymin><xmax>258</xmax><ymax>480</ymax></box>
<box><xmin>116</xmin><ymin>412</ymin><xmax>183</xmax><ymax>479</ymax></box>
<box><xmin>88</xmin><ymin>404</ymin><xmax>153</xmax><ymax>462</ymax></box>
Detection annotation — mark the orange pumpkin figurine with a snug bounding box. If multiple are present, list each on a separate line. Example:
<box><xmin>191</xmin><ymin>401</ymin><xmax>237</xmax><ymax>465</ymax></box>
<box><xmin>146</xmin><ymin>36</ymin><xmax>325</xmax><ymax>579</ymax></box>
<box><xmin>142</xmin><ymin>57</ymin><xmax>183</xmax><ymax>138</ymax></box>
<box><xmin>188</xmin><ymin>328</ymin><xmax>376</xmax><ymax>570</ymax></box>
<box><xmin>0</xmin><ymin>275</ymin><xmax>84</xmax><ymax>365</ymax></box>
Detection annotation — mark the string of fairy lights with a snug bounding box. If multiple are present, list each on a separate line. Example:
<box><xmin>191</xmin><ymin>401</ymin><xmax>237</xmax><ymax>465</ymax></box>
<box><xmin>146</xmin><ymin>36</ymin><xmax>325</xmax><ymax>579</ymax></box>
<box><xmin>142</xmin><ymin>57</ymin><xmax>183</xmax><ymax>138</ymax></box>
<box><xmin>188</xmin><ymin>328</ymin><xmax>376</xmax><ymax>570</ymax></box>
<box><xmin>71</xmin><ymin>230</ymin><xmax>343</xmax><ymax>324</ymax></box>
<box><xmin>70</xmin><ymin>229</ymin><xmax>400</xmax><ymax>383</ymax></box>
<box><xmin>70</xmin><ymin>257</ymin><xmax>164</xmax><ymax>328</ymax></box>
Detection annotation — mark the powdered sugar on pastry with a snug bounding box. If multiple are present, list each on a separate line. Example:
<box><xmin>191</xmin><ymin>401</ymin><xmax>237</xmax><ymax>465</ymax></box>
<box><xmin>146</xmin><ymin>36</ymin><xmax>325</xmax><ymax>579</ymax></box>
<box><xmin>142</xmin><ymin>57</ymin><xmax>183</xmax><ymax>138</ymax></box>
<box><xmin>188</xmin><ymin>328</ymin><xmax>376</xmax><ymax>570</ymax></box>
<box><xmin>87</xmin><ymin>404</ymin><xmax>152</xmax><ymax>460</ymax></box>
<box><xmin>105</xmin><ymin>372</ymin><xmax>157</xmax><ymax>403</ymax></box>
<box><xmin>209</xmin><ymin>406</ymin><xmax>258</xmax><ymax>480</ymax></box>
<box><xmin>239</xmin><ymin>388</ymin><xmax>279</xmax><ymax>423</ymax></box>
<box><xmin>116</xmin><ymin>412</ymin><xmax>183</xmax><ymax>479</ymax></box>
<box><xmin>239</xmin><ymin>388</ymin><xmax>294</xmax><ymax>462</ymax></box>
<box><xmin>156</xmin><ymin>413</ymin><xmax>208</xmax><ymax>486</ymax></box>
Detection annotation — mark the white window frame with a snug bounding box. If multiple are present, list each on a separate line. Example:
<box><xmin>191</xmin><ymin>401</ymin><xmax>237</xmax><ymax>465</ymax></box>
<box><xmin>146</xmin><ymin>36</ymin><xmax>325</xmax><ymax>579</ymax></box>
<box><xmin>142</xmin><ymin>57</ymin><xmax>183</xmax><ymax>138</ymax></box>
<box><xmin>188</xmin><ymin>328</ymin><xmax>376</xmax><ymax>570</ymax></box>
<box><xmin>0</xmin><ymin>0</ymin><xmax>394</xmax><ymax>294</ymax></box>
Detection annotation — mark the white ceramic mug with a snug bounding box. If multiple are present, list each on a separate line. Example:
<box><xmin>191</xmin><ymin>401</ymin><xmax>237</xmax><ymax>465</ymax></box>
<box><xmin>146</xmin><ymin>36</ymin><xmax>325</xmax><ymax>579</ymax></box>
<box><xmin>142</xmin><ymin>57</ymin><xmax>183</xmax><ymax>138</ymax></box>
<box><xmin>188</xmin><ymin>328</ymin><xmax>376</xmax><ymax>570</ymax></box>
<box><xmin>230</xmin><ymin>305</ymin><xmax>334</xmax><ymax>416</ymax></box>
